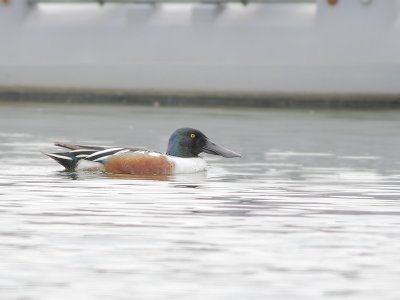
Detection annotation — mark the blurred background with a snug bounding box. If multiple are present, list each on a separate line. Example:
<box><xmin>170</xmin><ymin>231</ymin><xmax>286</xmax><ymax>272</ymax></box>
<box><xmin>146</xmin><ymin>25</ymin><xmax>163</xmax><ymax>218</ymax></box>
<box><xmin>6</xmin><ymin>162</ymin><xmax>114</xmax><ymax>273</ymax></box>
<box><xmin>1</xmin><ymin>0</ymin><xmax>400</xmax><ymax>106</ymax></box>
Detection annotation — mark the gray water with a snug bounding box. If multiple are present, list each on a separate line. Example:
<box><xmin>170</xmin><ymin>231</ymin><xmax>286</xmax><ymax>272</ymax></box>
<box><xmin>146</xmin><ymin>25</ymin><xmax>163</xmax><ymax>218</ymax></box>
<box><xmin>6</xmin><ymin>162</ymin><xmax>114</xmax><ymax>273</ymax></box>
<box><xmin>1</xmin><ymin>102</ymin><xmax>400</xmax><ymax>300</ymax></box>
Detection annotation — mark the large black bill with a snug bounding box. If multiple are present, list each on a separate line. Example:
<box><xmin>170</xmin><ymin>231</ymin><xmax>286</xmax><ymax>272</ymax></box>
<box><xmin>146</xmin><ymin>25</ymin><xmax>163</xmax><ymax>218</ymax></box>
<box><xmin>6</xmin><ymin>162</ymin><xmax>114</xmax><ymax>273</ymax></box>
<box><xmin>202</xmin><ymin>139</ymin><xmax>241</xmax><ymax>158</ymax></box>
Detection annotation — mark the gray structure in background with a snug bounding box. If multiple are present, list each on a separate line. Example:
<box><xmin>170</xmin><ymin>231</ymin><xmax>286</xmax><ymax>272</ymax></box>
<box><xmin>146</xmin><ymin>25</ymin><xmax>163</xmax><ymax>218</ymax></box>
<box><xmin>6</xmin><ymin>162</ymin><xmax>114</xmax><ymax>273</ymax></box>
<box><xmin>0</xmin><ymin>0</ymin><xmax>399</xmax><ymax>105</ymax></box>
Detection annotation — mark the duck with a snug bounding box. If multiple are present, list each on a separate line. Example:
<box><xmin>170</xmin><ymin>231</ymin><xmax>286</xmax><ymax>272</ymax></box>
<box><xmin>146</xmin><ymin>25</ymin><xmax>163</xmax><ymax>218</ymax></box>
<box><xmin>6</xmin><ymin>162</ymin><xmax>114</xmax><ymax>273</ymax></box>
<box><xmin>46</xmin><ymin>127</ymin><xmax>241</xmax><ymax>175</ymax></box>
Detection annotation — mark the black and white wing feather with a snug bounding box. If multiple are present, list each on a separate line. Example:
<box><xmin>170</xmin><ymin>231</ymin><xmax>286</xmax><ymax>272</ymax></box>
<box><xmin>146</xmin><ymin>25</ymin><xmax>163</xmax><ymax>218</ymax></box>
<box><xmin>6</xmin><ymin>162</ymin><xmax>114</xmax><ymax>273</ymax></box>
<box><xmin>46</xmin><ymin>142</ymin><xmax>160</xmax><ymax>171</ymax></box>
<box><xmin>47</xmin><ymin>144</ymin><xmax>128</xmax><ymax>170</ymax></box>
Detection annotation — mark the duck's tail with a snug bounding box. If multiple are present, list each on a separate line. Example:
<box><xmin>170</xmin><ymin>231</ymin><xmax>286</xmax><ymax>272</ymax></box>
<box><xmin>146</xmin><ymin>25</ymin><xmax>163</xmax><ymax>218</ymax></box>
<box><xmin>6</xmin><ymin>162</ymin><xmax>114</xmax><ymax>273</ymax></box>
<box><xmin>46</xmin><ymin>147</ymin><xmax>99</xmax><ymax>171</ymax></box>
<box><xmin>46</xmin><ymin>145</ymin><xmax>131</xmax><ymax>171</ymax></box>
<box><xmin>45</xmin><ymin>152</ymin><xmax>79</xmax><ymax>171</ymax></box>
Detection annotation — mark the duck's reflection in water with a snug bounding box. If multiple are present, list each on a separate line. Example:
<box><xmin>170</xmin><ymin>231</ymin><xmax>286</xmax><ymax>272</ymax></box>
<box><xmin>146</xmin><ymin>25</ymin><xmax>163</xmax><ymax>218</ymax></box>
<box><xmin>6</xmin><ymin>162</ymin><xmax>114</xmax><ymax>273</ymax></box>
<box><xmin>107</xmin><ymin>173</ymin><xmax>170</xmax><ymax>182</ymax></box>
<box><xmin>109</xmin><ymin>171</ymin><xmax>207</xmax><ymax>187</ymax></box>
<box><xmin>170</xmin><ymin>172</ymin><xmax>207</xmax><ymax>188</ymax></box>
<box><xmin>57</xmin><ymin>170</ymin><xmax>80</xmax><ymax>181</ymax></box>
<box><xmin>56</xmin><ymin>169</ymin><xmax>208</xmax><ymax>186</ymax></box>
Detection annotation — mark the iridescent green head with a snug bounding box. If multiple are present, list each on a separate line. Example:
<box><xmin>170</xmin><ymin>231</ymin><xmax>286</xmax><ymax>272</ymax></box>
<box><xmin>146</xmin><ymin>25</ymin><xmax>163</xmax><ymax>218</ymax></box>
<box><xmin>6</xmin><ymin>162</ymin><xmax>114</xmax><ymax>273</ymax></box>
<box><xmin>166</xmin><ymin>128</ymin><xmax>241</xmax><ymax>158</ymax></box>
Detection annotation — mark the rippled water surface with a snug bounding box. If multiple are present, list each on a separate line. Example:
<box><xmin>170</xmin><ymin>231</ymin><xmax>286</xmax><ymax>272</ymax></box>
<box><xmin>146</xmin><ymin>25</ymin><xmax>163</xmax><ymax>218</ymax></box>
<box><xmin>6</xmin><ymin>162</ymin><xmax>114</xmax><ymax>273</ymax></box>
<box><xmin>1</xmin><ymin>102</ymin><xmax>400</xmax><ymax>300</ymax></box>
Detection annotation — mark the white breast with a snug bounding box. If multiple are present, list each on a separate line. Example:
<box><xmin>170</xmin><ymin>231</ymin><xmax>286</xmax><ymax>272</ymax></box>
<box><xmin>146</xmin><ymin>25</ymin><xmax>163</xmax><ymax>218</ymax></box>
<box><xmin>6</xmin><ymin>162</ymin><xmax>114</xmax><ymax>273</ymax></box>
<box><xmin>166</xmin><ymin>156</ymin><xmax>207</xmax><ymax>174</ymax></box>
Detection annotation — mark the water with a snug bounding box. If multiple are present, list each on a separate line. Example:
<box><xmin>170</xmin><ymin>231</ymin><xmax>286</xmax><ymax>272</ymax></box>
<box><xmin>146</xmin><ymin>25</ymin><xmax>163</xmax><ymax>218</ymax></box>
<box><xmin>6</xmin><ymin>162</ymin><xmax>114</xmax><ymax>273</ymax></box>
<box><xmin>1</xmin><ymin>102</ymin><xmax>400</xmax><ymax>300</ymax></box>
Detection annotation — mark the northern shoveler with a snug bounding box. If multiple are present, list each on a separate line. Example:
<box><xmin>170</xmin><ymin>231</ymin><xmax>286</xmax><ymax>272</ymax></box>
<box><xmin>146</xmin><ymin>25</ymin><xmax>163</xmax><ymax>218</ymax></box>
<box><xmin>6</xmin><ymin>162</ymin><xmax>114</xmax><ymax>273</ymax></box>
<box><xmin>46</xmin><ymin>127</ymin><xmax>241</xmax><ymax>175</ymax></box>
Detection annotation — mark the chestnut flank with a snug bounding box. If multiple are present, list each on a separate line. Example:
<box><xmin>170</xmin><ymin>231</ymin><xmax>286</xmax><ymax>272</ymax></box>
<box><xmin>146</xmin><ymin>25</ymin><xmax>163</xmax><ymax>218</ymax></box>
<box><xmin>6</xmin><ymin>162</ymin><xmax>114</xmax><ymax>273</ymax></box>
<box><xmin>104</xmin><ymin>154</ymin><xmax>173</xmax><ymax>175</ymax></box>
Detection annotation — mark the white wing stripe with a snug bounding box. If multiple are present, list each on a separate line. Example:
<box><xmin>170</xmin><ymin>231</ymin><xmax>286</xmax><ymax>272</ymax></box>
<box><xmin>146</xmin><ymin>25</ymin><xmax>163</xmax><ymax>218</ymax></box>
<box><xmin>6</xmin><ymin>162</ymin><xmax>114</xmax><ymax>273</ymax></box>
<box><xmin>92</xmin><ymin>149</ymin><xmax>130</xmax><ymax>162</ymax></box>
<box><xmin>94</xmin><ymin>155</ymin><xmax>111</xmax><ymax>162</ymax></box>
<box><xmin>48</xmin><ymin>153</ymin><xmax>73</xmax><ymax>161</ymax></box>
<box><xmin>86</xmin><ymin>148</ymin><xmax>130</xmax><ymax>162</ymax></box>
<box><xmin>86</xmin><ymin>148</ymin><xmax>124</xmax><ymax>159</ymax></box>
<box><xmin>116</xmin><ymin>149</ymin><xmax>130</xmax><ymax>155</ymax></box>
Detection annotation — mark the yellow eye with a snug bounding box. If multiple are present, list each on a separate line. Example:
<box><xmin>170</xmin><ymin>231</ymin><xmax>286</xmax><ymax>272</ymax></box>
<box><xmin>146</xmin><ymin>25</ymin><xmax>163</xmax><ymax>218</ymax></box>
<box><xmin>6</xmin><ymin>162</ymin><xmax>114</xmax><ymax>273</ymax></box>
<box><xmin>190</xmin><ymin>133</ymin><xmax>196</xmax><ymax>139</ymax></box>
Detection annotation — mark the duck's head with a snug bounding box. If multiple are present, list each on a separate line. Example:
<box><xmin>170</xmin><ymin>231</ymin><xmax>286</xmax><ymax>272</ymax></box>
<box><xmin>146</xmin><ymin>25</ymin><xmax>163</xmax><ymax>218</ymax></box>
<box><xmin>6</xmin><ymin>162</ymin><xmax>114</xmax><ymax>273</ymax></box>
<box><xmin>166</xmin><ymin>128</ymin><xmax>241</xmax><ymax>158</ymax></box>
